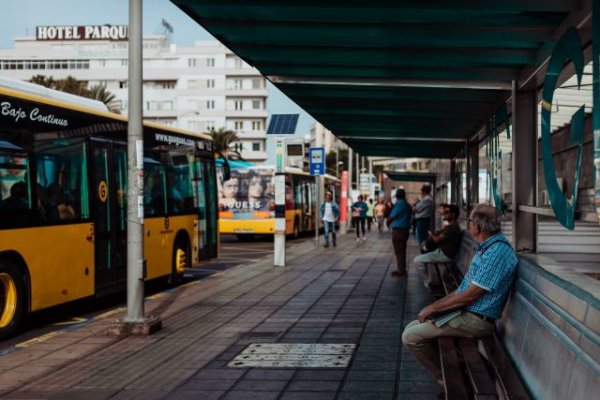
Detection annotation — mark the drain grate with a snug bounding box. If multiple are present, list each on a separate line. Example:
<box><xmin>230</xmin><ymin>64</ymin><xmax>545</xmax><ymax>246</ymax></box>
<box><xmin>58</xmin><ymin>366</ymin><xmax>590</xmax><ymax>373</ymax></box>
<box><xmin>228</xmin><ymin>343</ymin><xmax>356</xmax><ymax>368</ymax></box>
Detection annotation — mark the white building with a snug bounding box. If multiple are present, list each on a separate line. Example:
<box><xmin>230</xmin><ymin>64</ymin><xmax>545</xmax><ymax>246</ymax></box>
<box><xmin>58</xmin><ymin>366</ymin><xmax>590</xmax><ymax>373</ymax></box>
<box><xmin>0</xmin><ymin>26</ymin><xmax>269</xmax><ymax>162</ymax></box>
<box><xmin>309</xmin><ymin>122</ymin><xmax>343</xmax><ymax>153</ymax></box>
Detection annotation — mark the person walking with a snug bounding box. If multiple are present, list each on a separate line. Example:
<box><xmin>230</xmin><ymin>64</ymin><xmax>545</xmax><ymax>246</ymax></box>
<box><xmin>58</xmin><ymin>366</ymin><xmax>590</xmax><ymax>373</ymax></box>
<box><xmin>413</xmin><ymin>184</ymin><xmax>435</xmax><ymax>247</ymax></box>
<box><xmin>388</xmin><ymin>189</ymin><xmax>412</xmax><ymax>277</ymax></box>
<box><xmin>351</xmin><ymin>195</ymin><xmax>368</xmax><ymax>241</ymax></box>
<box><xmin>366</xmin><ymin>198</ymin><xmax>375</xmax><ymax>232</ymax></box>
<box><xmin>375</xmin><ymin>199</ymin><xmax>386</xmax><ymax>233</ymax></box>
<box><xmin>320</xmin><ymin>191</ymin><xmax>339</xmax><ymax>248</ymax></box>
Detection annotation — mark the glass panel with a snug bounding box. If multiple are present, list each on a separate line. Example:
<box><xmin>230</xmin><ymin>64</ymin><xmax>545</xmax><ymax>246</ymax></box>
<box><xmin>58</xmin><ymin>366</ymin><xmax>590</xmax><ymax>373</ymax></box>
<box><xmin>114</xmin><ymin>149</ymin><xmax>127</xmax><ymax>231</ymax></box>
<box><xmin>93</xmin><ymin>146</ymin><xmax>111</xmax><ymax>271</ymax></box>
<box><xmin>80</xmin><ymin>143</ymin><xmax>89</xmax><ymax>219</ymax></box>
<box><xmin>166</xmin><ymin>151</ymin><xmax>196</xmax><ymax>214</ymax></box>
<box><xmin>144</xmin><ymin>157</ymin><xmax>167</xmax><ymax>216</ymax></box>
<box><xmin>205</xmin><ymin>161</ymin><xmax>218</xmax><ymax>244</ymax></box>
<box><xmin>34</xmin><ymin>138</ymin><xmax>88</xmax><ymax>223</ymax></box>
<box><xmin>195</xmin><ymin>160</ymin><xmax>207</xmax><ymax>249</ymax></box>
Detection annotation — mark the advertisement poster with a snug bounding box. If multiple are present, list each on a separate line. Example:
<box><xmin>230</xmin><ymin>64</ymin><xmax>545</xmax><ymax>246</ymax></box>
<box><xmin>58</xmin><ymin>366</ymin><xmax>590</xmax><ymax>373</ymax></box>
<box><xmin>217</xmin><ymin>167</ymin><xmax>274</xmax><ymax>216</ymax></box>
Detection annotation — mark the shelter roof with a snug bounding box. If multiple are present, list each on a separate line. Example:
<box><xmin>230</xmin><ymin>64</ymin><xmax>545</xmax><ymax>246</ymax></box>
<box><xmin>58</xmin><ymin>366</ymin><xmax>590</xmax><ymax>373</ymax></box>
<box><xmin>172</xmin><ymin>0</ymin><xmax>592</xmax><ymax>158</ymax></box>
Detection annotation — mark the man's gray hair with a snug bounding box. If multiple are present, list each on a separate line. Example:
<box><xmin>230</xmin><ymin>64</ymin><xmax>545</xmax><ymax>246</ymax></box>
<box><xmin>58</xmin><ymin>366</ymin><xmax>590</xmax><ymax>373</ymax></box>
<box><xmin>469</xmin><ymin>204</ymin><xmax>501</xmax><ymax>234</ymax></box>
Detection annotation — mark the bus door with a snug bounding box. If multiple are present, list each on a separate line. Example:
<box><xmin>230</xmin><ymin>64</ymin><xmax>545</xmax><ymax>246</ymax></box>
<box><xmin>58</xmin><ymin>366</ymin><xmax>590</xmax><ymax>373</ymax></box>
<box><xmin>91</xmin><ymin>140</ymin><xmax>127</xmax><ymax>293</ymax></box>
<box><xmin>195</xmin><ymin>155</ymin><xmax>218</xmax><ymax>260</ymax></box>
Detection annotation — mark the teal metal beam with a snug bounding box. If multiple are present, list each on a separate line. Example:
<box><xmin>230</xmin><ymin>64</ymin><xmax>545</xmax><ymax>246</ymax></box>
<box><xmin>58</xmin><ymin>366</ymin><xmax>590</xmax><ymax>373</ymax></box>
<box><xmin>208</xmin><ymin>24</ymin><xmax>553</xmax><ymax>50</ymax></box>
<box><xmin>173</xmin><ymin>0</ymin><xmax>575</xmax><ymax>21</ymax></box>
<box><xmin>277</xmin><ymin>84</ymin><xmax>505</xmax><ymax>99</ymax></box>
<box><xmin>232</xmin><ymin>45</ymin><xmax>537</xmax><ymax>68</ymax></box>
<box><xmin>259</xmin><ymin>64</ymin><xmax>519</xmax><ymax>82</ymax></box>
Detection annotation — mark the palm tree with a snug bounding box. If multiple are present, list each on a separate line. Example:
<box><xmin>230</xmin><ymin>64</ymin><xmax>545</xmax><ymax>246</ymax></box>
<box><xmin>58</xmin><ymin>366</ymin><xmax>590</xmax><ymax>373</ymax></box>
<box><xmin>89</xmin><ymin>84</ymin><xmax>120</xmax><ymax>113</ymax></box>
<box><xmin>205</xmin><ymin>127</ymin><xmax>241</xmax><ymax>159</ymax></box>
<box><xmin>53</xmin><ymin>76</ymin><xmax>88</xmax><ymax>97</ymax></box>
<box><xmin>29</xmin><ymin>74</ymin><xmax>56</xmax><ymax>88</ymax></box>
<box><xmin>30</xmin><ymin>75</ymin><xmax>120</xmax><ymax>113</ymax></box>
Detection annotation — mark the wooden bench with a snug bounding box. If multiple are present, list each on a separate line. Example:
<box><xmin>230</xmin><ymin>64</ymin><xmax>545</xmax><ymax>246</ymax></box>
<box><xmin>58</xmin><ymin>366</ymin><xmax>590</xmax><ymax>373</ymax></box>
<box><xmin>420</xmin><ymin>236</ymin><xmax>530</xmax><ymax>400</ymax></box>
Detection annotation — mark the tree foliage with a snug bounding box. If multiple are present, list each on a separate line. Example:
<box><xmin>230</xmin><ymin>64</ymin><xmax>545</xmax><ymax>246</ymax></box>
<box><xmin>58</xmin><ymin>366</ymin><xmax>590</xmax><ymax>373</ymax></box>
<box><xmin>204</xmin><ymin>127</ymin><xmax>242</xmax><ymax>159</ymax></box>
<box><xmin>29</xmin><ymin>75</ymin><xmax>120</xmax><ymax>113</ymax></box>
<box><xmin>88</xmin><ymin>84</ymin><xmax>119</xmax><ymax>113</ymax></box>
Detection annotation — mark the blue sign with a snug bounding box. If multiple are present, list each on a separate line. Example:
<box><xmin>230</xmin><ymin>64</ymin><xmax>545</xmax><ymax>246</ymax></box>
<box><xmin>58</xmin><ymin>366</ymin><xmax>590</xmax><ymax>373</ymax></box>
<box><xmin>309</xmin><ymin>147</ymin><xmax>325</xmax><ymax>176</ymax></box>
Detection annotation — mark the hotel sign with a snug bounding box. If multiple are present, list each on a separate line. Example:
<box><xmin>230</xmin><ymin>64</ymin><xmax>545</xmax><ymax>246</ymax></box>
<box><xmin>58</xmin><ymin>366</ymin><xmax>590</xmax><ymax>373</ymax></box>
<box><xmin>36</xmin><ymin>25</ymin><xmax>128</xmax><ymax>41</ymax></box>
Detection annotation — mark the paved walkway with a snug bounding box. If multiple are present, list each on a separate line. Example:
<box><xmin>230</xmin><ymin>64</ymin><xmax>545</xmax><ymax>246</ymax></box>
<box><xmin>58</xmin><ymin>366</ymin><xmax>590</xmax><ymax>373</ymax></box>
<box><xmin>0</xmin><ymin>231</ymin><xmax>439</xmax><ymax>400</ymax></box>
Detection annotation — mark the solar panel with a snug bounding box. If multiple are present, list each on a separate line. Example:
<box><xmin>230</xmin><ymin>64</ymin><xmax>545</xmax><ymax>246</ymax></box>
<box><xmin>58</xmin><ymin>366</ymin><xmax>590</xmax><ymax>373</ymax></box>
<box><xmin>267</xmin><ymin>114</ymin><xmax>299</xmax><ymax>135</ymax></box>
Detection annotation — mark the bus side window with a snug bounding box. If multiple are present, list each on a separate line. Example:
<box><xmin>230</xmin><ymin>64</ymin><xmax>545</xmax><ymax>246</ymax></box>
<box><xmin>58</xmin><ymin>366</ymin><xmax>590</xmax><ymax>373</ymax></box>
<box><xmin>144</xmin><ymin>166</ymin><xmax>166</xmax><ymax>216</ymax></box>
<box><xmin>34</xmin><ymin>138</ymin><xmax>88</xmax><ymax>223</ymax></box>
<box><xmin>167</xmin><ymin>172</ymin><xmax>184</xmax><ymax>213</ymax></box>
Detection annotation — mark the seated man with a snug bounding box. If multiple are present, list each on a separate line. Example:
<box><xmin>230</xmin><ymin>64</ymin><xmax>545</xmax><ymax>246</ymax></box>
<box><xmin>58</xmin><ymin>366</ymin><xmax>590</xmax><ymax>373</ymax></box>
<box><xmin>402</xmin><ymin>204</ymin><xmax>517</xmax><ymax>389</ymax></box>
<box><xmin>414</xmin><ymin>204</ymin><xmax>462</xmax><ymax>263</ymax></box>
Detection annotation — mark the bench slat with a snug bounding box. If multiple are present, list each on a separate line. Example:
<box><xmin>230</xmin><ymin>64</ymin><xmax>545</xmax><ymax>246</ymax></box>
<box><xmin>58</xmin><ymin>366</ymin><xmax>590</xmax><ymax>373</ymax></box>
<box><xmin>438</xmin><ymin>263</ymin><xmax>457</xmax><ymax>295</ymax></box>
<box><xmin>480</xmin><ymin>336</ymin><xmax>530</xmax><ymax>400</ymax></box>
<box><xmin>459</xmin><ymin>339</ymin><xmax>497</xmax><ymax>398</ymax></box>
<box><xmin>439</xmin><ymin>337</ymin><xmax>470</xmax><ymax>400</ymax></box>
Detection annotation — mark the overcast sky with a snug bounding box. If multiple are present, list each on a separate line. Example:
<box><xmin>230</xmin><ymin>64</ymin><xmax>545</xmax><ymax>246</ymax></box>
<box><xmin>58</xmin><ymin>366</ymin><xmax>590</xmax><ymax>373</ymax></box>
<box><xmin>0</xmin><ymin>0</ymin><xmax>314</xmax><ymax>146</ymax></box>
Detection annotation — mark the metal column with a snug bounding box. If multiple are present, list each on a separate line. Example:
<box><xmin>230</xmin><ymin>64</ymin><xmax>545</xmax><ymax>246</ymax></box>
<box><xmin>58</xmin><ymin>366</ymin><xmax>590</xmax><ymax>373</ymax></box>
<box><xmin>125</xmin><ymin>0</ymin><xmax>145</xmax><ymax>323</ymax></box>
<box><xmin>274</xmin><ymin>138</ymin><xmax>286</xmax><ymax>267</ymax></box>
<box><xmin>469</xmin><ymin>142</ymin><xmax>479</xmax><ymax>206</ymax></box>
<box><xmin>347</xmin><ymin>147</ymin><xmax>353</xmax><ymax>232</ymax></box>
<box><xmin>512</xmin><ymin>81</ymin><xmax>537</xmax><ymax>252</ymax></box>
<box><xmin>450</xmin><ymin>159</ymin><xmax>457</xmax><ymax>204</ymax></box>
<box><xmin>465</xmin><ymin>141</ymin><xmax>471</xmax><ymax>212</ymax></box>
<box><xmin>108</xmin><ymin>0</ymin><xmax>161</xmax><ymax>336</ymax></box>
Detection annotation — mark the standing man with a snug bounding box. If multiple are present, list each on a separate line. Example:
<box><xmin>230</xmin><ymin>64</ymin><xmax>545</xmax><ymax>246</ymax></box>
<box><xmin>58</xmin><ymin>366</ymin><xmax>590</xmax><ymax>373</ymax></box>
<box><xmin>402</xmin><ymin>205</ymin><xmax>517</xmax><ymax>388</ymax></box>
<box><xmin>388</xmin><ymin>189</ymin><xmax>412</xmax><ymax>277</ymax></box>
<box><xmin>414</xmin><ymin>184</ymin><xmax>435</xmax><ymax>246</ymax></box>
<box><xmin>320</xmin><ymin>191</ymin><xmax>339</xmax><ymax>248</ymax></box>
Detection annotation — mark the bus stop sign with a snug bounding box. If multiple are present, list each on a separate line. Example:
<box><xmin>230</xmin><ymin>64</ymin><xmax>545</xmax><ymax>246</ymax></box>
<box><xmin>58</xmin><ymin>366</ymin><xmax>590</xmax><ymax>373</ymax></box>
<box><xmin>309</xmin><ymin>147</ymin><xmax>325</xmax><ymax>176</ymax></box>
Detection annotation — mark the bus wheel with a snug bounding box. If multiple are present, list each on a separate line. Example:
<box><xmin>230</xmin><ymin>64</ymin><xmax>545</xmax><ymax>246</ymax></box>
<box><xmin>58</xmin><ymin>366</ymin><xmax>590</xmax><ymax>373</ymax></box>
<box><xmin>0</xmin><ymin>261</ymin><xmax>24</xmax><ymax>340</ymax></box>
<box><xmin>169</xmin><ymin>241</ymin><xmax>189</xmax><ymax>286</ymax></box>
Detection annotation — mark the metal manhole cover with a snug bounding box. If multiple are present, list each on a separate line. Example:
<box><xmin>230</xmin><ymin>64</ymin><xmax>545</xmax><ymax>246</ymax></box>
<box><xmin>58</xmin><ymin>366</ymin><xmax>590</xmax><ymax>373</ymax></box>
<box><xmin>228</xmin><ymin>343</ymin><xmax>356</xmax><ymax>368</ymax></box>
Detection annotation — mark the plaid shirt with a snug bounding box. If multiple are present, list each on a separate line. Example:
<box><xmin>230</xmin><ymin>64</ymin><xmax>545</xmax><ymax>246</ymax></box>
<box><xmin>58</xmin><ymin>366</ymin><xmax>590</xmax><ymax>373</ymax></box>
<box><xmin>456</xmin><ymin>233</ymin><xmax>517</xmax><ymax>320</ymax></box>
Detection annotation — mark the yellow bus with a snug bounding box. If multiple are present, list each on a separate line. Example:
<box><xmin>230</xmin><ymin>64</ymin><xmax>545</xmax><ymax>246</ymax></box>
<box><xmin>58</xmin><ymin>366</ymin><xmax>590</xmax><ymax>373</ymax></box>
<box><xmin>218</xmin><ymin>166</ymin><xmax>339</xmax><ymax>237</ymax></box>
<box><xmin>0</xmin><ymin>81</ymin><xmax>220</xmax><ymax>339</ymax></box>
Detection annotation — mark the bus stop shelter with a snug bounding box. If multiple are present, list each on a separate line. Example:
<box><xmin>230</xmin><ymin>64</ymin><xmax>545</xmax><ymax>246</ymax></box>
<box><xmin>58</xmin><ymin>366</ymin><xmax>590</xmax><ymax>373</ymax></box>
<box><xmin>172</xmin><ymin>1</ymin><xmax>599</xmax><ymax>398</ymax></box>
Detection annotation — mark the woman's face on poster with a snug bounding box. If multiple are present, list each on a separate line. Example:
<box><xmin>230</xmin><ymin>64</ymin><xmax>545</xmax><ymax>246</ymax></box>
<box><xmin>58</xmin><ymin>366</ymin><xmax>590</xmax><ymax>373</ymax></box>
<box><xmin>248</xmin><ymin>176</ymin><xmax>263</xmax><ymax>198</ymax></box>
<box><xmin>222</xmin><ymin>178</ymin><xmax>239</xmax><ymax>199</ymax></box>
